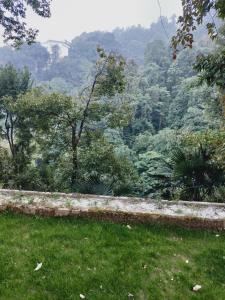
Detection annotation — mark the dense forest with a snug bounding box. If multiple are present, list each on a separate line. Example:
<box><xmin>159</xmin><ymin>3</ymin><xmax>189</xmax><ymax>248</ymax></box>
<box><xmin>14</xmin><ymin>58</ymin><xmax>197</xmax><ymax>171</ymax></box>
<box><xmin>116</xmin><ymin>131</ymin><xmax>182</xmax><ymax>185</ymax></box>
<box><xmin>0</xmin><ymin>16</ymin><xmax>224</xmax><ymax>202</ymax></box>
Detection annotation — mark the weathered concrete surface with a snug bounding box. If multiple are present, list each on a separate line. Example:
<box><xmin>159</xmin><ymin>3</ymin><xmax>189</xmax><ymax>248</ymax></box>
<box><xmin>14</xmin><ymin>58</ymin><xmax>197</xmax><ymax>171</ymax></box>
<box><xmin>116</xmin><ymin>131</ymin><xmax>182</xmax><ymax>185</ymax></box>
<box><xmin>0</xmin><ymin>189</ymin><xmax>225</xmax><ymax>230</ymax></box>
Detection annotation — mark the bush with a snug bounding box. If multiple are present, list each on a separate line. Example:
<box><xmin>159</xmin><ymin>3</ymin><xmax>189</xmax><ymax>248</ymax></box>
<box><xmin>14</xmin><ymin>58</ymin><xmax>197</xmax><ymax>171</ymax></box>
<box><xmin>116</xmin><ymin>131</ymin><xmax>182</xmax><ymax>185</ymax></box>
<box><xmin>170</xmin><ymin>145</ymin><xmax>225</xmax><ymax>201</ymax></box>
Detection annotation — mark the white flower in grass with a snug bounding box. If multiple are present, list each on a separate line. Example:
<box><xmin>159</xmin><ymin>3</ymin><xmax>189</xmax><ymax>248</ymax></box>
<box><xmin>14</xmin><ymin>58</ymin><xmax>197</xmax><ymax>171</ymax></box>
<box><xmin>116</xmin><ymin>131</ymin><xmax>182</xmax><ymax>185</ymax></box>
<box><xmin>126</xmin><ymin>225</ymin><xmax>132</xmax><ymax>230</ymax></box>
<box><xmin>80</xmin><ymin>294</ymin><xmax>85</xmax><ymax>299</ymax></box>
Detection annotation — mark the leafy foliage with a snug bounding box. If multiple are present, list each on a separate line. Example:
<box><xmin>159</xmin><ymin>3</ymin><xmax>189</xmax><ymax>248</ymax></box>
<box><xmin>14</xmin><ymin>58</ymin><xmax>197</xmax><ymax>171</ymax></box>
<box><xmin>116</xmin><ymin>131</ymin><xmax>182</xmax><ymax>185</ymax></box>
<box><xmin>135</xmin><ymin>151</ymin><xmax>171</xmax><ymax>198</ymax></box>
<box><xmin>195</xmin><ymin>49</ymin><xmax>225</xmax><ymax>88</ymax></box>
<box><xmin>182</xmin><ymin>130</ymin><xmax>225</xmax><ymax>170</ymax></box>
<box><xmin>0</xmin><ymin>0</ymin><xmax>51</xmax><ymax>46</ymax></box>
<box><xmin>171</xmin><ymin>0</ymin><xmax>225</xmax><ymax>54</ymax></box>
<box><xmin>171</xmin><ymin>141</ymin><xmax>225</xmax><ymax>202</ymax></box>
<box><xmin>0</xmin><ymin>65</ymin><xmax>32</xmax><ymax>183</ymax></box>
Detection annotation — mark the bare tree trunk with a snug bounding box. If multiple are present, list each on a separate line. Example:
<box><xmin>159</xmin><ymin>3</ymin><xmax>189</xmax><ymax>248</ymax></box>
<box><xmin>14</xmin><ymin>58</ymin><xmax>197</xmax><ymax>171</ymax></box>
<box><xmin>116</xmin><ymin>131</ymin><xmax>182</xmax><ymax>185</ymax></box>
<box><xmin>71</xmin><ymin>125</ymin><xmax>79</xmax><ymax>189</ymax></box>
<box><xmin>5</xmin><ymin>112</ymin><xmax>14</xmax><ymax>157</ymax></box>
<box><xmin>70</xmin><ymin>67</ymin><xmax>104</xmax><ymax>189</ymax></box>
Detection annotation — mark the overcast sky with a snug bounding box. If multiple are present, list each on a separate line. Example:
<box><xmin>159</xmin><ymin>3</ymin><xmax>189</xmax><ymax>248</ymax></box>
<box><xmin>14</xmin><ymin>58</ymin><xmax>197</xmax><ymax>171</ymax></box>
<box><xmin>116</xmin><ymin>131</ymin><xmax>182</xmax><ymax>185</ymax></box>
<box><xmin>0</xmin><ymin>0</ymin><xmax>182</xmax><ymax>44</ymax></box>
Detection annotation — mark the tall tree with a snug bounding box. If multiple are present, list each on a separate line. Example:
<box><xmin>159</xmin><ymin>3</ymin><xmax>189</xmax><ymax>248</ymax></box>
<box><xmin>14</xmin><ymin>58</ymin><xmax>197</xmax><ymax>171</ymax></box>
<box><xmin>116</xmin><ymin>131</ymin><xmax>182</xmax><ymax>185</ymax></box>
<box><xmin>0</xmin><ymin>65</ymin><xmax>32</xmax><ymax>155</ymax></box>
<box><xmin>0</xmin><ymin>65</ymin><xmax>32</xmax><ymax>176</ymax></box>
<box><xmin>18</xmin><ymin>48</ymin><xmax>127</xmax><ymax>189</ymax></box>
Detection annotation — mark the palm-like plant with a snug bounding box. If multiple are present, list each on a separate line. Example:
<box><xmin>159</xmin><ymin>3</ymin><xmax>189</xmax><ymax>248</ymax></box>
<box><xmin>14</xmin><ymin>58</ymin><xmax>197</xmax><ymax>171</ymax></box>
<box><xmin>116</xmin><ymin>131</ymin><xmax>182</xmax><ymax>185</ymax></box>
<box><xmin>170</xmin><ymin>145</ymin><xmax>224</xmax><ymax>201</ymax></box>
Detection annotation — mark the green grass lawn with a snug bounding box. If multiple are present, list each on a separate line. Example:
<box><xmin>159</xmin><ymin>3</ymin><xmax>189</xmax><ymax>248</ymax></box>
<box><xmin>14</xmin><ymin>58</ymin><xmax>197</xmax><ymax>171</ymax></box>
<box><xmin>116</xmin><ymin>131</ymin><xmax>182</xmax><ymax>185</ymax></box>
<box><xmin>0</xmin><ymin>212</ymin><xmax>225</xmax><ymax>300</ymax></box>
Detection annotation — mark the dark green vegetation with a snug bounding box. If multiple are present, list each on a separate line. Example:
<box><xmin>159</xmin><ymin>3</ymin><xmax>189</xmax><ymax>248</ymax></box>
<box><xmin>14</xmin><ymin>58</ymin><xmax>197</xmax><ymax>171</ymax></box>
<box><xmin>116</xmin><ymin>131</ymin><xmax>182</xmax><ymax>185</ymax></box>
<box><xmin>0</xmin><ymin>14</ymin><xmax>224</xmax><ymax>201</ymax></box>
<box><xmin>0</xmin><ymin>212</ymin><xmax>225</xmax><ymax>300</ymax></box>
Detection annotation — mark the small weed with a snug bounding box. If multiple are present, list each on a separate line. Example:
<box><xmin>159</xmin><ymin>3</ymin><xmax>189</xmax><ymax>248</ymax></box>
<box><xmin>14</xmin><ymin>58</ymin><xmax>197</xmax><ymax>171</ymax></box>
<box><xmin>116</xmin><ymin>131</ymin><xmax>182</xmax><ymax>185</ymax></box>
<box><xmin>24</xmin><ymin>196</ymin><xmax>35</xmax><ymax>205</ymax></box>
<box><xmin>105</xmin><ymin>199</ymin><xmax>110</xmax><ymax>205</ymax></box>
<box><xmin>50</xmin><ymin>193</ymin><xmax>61</xmax><ymax>200</ymax></box>
<box><xmin>175</xmin><ymin>209</ymin><xmax>184</xmax><ymax>214</ymax></box>
<box><xmin>156</xmin><ymin>200</ymin><xmax>164</xmax><ymax>209</ymax></box>
<box><xmin>65</xmin><ymin>199</ymin><xmax>72</xmax><ymax>208</ymax></box>
<box><xmin>12</xmin><ymin>191</ymin><xmax>24</xmax><ymax>202</ymax></box>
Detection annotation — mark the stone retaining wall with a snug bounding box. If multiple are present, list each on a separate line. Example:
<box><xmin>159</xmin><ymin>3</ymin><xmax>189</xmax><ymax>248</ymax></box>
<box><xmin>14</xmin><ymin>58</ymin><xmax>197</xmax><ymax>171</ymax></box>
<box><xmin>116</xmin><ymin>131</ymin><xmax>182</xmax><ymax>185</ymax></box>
<box><xmin>0</xmin><ymin>189</ymin><xmax>225</xmax><ymax>230</ymax></box>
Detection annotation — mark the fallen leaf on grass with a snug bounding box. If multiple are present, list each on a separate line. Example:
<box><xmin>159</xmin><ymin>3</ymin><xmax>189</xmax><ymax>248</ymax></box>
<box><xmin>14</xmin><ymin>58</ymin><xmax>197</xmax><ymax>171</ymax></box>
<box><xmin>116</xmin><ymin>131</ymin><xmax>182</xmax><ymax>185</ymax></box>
<box><xmin>192</xmin><ymin>285</ymin><xmax>202</xmax><ymax>292</ymax></box>
<box><xmin>143</xmin><ymin>264</ymin><xmax>147</xmax><ymax>269</ymax></box>
<box><xmin>34</xmin><ymin>262</ymin><xmax>42</xmax><ymax>271</ymax></box>
<box><xmin>128</xmin><ymin>292</ymin><xmax>134</xmax><ymax>297</ymax></box>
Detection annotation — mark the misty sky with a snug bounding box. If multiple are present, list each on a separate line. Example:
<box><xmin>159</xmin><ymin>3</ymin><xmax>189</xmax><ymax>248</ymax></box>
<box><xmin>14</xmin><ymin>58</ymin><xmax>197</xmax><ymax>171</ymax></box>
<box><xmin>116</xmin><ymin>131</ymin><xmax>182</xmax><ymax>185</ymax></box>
<box><xmin>0</xmin><ymin>0</ymin><xmax>182</xmax><ymax>44</ymax></box>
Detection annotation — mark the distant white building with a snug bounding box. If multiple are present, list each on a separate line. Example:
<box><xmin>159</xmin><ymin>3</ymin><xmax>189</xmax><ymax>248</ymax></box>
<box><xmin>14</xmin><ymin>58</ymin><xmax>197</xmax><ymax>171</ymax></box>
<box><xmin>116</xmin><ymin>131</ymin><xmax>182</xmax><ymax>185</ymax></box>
<box><xmin>42</xmin><ymin>40</ymin><xmax>70</xmax><ymax>57</ymax></box>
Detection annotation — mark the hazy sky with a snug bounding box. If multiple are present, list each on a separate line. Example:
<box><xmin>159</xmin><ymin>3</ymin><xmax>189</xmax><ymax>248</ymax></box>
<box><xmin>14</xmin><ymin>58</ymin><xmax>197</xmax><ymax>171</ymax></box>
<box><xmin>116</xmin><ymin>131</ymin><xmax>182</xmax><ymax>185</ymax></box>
<box><xmin>1</xmin><ymin>0</ymin><xmax>182</xmax><ymax>44</ymax></box>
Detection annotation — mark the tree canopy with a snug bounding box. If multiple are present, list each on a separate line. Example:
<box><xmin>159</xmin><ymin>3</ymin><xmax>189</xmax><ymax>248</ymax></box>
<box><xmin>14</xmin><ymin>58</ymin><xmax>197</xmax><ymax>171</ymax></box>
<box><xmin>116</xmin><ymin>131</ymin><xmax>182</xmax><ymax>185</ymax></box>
<box><xmin>0</xmin><ymin>11</ymin><xmax>224</xmax><ymax>201</ymax></box>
